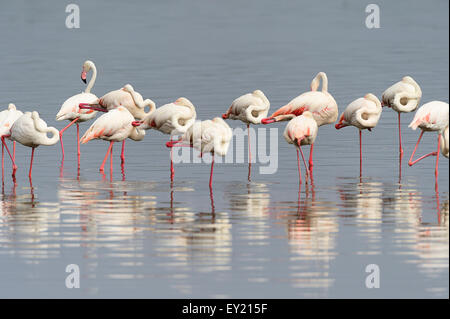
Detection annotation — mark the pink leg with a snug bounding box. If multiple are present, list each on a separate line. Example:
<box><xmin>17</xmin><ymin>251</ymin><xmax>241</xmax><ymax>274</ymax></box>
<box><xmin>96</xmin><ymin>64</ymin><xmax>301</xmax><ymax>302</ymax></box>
<box><xmin>29</xmin><ymin>147</ymin><xmax>35</xmax><ymax>179</ymax></box>
<box><xmin>359</xmin><ymin>130</ymin><xmax>362</xmax><ymax>177</ymax></box>
<box><xmin>398</xmin><ymin>113</ymin><xmax>404</xmax><ymax>159</ymax></box>
<box><xmin>110</xmin><ymin>142</ymin><xmax>114</xmax><ymax>175</ymax></box>
<box><xmin>296</xmin><ymin>149</ymin><xmax>302</xmax><ymax>185</ymax></box>
<box><xmin>59</xmin><ymin>118</ymin><xmax>79</xmax><ymax>161</ymax></box>
<box><xmin>76</xmin><ymin>123</ymin><xmax>80</xmax><ymax>166</ymax></box>
<box><xmin>2</xmin><ymin>143</ymin><xmax>4</xmax><ymax>178</ymax></box>
<box><xmin>209</xmin><ymin>153</ymin><xmax>215</xmax><ymax>189</ymax></box>
<box><xmin>298</xmin><ymin>145</ymin><xmax>309</xmax><ymax>178</ymax></box>
<box><xmin>408</xmin><ymin>131</ymin><xmax>437</xmax><ymax>166</ymax></box>
<box><xmin>13</xmin><ymin>141</ymin><xmax>15</xmax><ymax>162</ymax></box>
<box><xmin>121</xmin><ymin>140</ymin><xmax>125</xmax><ymax>163</ymax></box>
<box><xmin>308</xmin><ymin>143</ymin><xmax>314</xmax><ymax>176</ymax></box>
<box><xmin>100</xmin><ymin>142</ymin><xmax>114</xmax><ymax>172</ymax></box>
<box><xmin>1</xmin><ymin>137</ymin><xmax>17</xmax><ymax>172</ymax></box>
<box><xmin>170</xmin><ymin>137</ymin><xmax>174</xmax><ymax>181</ymax></box>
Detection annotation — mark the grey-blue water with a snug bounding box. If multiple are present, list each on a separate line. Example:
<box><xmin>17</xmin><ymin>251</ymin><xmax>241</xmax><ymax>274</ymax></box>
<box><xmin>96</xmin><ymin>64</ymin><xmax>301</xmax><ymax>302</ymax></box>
<box><xmin>0</xmin><ymin>0</ymin><xmax>448</xmax><ymax>298</ymax></box>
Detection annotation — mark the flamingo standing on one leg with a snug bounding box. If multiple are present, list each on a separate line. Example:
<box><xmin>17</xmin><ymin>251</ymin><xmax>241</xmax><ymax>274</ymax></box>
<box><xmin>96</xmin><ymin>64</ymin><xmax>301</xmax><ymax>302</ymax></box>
<box><xmin>79</xmin><ymin>84</ymin><xmax>155</xmax><ymax>164</ymax></box>
<box><xmin>0</xmin><ymin>104</ymin><xmax>23</xmax><ymax>176</ymax></box>
<box><xmin>167</xmin><ymin>117</ymin><xmax>232</xmax><ymax>188</ymax></box>
<box><xmin>80</xmin><ymin>106</ymin><xmax>145</xmax><ymax>173</ymax></box>
<box><xmin>133</xmin><ymin>97</ymin><xmax>196</xmax><ymax>181</ymax></box>
<box><xmin>9</xmin><ymin>112</ymin><xmax>59</xmax><ymax>179</ymax></box>
<box><xmin>56</xmin><ymin>60</ymin><xmax>99</xmax><ymax>164</ymax></box>
<box><xmin>222</xmin><ymin>90</ymin><xmax>270</xmax><ymax>180</ymax></box>
<box><xmin>407</xmin><ymin>101</ymin><xmax>449</xmax><ymax>186</ymax></box>
<box><xmin>261</xmin><ymin>72</ymin><xmax>338</xmax><ymax>176</ymax></box>
<box><xmin>335</xmin><ymin>94</ymin><xmax>382</xmax><ymax>176</ymax></box>
<box><xmin>283</xmin><ymin>111</ymin><xmax>318</xmax><ymax>186</ymax></box>
<box><xmin>382</xmin><ymin>76</ymin><xmax>422</xmax><ymax>159</ymax></box>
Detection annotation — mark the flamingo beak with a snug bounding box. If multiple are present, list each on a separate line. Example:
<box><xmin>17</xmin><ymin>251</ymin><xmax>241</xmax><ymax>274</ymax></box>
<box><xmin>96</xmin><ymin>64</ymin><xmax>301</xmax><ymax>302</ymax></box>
<box><xmin>81</xmin><ymin>71</ymin><xmax>87</xmax><ymax>84</ymax></box>
<box><xmin>132</xmin><ymin>120</ymin><xmax>143</xmax><ymax>127</ymax></box>
<box><xmin>335</xmin><ymin>123</ymin><xmax>346</xmax><ymax>129</ymax></box>
<box><xmin>222</xmin><ymin>113</ymin><xmax>228</xmax><ymax>120</ymax></box>
<box><xmin>261</xmin><ymin>117</ymin><xmax>276</xmax><ymax>124</ymax></box>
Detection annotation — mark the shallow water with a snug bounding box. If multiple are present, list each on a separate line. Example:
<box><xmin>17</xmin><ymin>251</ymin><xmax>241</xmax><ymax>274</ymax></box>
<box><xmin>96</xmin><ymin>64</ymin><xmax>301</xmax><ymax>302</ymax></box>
<box><xmin>0</xmin><ymin>0</ymin><xmax>448</xmax><ymax>298</ymax></box>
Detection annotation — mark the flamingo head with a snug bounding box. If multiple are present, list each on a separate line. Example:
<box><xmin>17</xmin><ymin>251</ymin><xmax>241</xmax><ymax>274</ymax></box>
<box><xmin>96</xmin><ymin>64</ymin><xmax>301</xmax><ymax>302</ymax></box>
<box><xmin>81</xmin><ymin>60</ymin><xmax>94</xmax><ymax>84</ymax></box>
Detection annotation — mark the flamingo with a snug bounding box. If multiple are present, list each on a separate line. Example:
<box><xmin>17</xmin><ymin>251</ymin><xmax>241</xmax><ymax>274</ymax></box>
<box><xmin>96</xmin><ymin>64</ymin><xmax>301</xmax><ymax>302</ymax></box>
<box><xmin>56</xmin><ymin>60</ymin><xmax>98</xmax><ymax>163</ymax></box>
<box><xmin>79</xmin><ymin>84</ymin><xmax>155</xmax><ymax>163</ymax></box>
<box><xmin>80</xmin><ymin>106</ymin><xmax>145</xmax><ymax>173</ymax></box>
<box><xmin>407</xmin><ymin>101</ymin><xmax>449</xmax><ymax>185</ymax></box>
<box><xmin>167</xmin><ymin>117</ymin><xmax>232</xmax><ymax>188</ymax></box>
<box><xmin>222</xmin><ymin>90</ymin><xmax>270</xmax><ymax>178</ymax></box>
<box><xmin>261</xmin><ymin>72</ymin><xmax>338</xmax><ymax>176</ymax></box>
<box><xmin>381</xmin><ymin>76</ymin><xmax>422</xmax><ymax>159</ymax></box>
<box><xmin>283</xmin><ymin>111</ymin><xmax>318</xmax><ymax>186</ymax></box>
<box><xmin>9</xmin><ymin>112</ymin><xmax>59</xmax><ymax>179</ymax></box>
<box><xmin>1</xmin><ymin>104</ymin><xmax>23</xmax><ymax>175</ymax></box>
<box><xmin>335</xmin><ymin>94</ymin><xmax>382</xmax><ymax>175</ymax></box>
<box><xmin>132</xmin><ymin>97</ymin><xmax>196</xmax><ymax>180</ymax></box>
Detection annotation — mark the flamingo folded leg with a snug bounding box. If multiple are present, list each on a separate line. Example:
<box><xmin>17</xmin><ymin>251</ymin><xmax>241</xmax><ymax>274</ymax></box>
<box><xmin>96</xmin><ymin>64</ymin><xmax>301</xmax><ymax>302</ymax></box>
<box><xmin>408</xmin><ymin>131</ymin><xmax>437</xmax><ymax>166</ymax></box>
<box><xmin>59</xmin><ymin>117</ymin><xmax>79</xmax><ymax>161</ymax></box>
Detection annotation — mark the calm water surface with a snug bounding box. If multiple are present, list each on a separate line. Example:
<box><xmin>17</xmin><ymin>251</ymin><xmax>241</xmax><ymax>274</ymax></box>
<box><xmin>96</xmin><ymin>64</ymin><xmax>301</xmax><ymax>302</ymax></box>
<box><xmin>0</xmin><ymin>0</ymin><xmax>448</xmax><ymax>298</ymax></box>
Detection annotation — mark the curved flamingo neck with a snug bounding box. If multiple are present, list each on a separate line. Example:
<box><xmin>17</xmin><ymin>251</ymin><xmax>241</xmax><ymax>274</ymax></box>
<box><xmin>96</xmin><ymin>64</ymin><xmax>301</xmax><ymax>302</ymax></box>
<box><xmin>311</xmin><ymin>72</ymin><xmax>328</xmax><ymax>93</ymax></box>
<box><xmin>85</xmin><ymin>62</ymin><xmax>97</xmax><ymax>94</ymax></box>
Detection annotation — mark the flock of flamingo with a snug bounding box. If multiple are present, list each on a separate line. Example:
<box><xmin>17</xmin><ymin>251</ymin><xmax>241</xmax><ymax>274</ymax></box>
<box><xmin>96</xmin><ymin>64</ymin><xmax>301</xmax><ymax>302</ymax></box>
<box><xmin>0</xmin><ymin>60</ymin><xmax>448</xmax><ymax>190</ymax></box>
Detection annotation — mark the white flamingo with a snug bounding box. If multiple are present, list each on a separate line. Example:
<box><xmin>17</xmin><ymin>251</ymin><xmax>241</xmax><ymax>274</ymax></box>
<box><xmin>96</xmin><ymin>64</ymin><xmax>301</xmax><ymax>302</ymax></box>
<box><xmin>167</xmin><ymin>117</ymin><xmax>232</xmax><ymax>188</ymax></box>
<box><xmin>382</xmin><ymin>76</ymin><xmax>422</xmax><ymax>158</ymax></box>
<box><xmin>56</xmin><ymin>60</ymin><xmax>99</xmax><ymax>163</ymax></box>
<box><xmin>133</xmin><ymin>97</ymin><xmax>196</xmax><ymax>180</ymax></box>
<box><xmin>79</xmin><ymin>84</ymin><xmax>155</xmax><ymax>163</ymax></box>
<box><xmin>10</xmin><ymin>112</ymin><xmax>59</xmax><ymax>178</ymax></box>
<box><xmin>1</xmin><ymin>104</ymin><xmax>23</xmax><ymax>174</ymax></box>
<box><xmin>408</xmin><ymin>101</ymin><xmax>449</xmax><ymax>185</ymax></box>
<box><xmin>261</xmin><ymin>72</ymin><xmax>338</xmax><ymax>176</ymax></box>
<box><xmin>80</xmin><ymin>106</ymin><xmax>145</xmax><ymax>173</ymax></box>
<box><xmin>335</xmin><ymin>94</ymin><xmax>382</xmax><ymax>175</ymax></box>
<box><xmin>283</xmin><ymin>111</ymin><xmax>318</xmax><ymax>185</ymax></box>
<box><xmin>222</xmin><ymin>89</ymin><xmax>270</xmax><ymax>176</ymax></box>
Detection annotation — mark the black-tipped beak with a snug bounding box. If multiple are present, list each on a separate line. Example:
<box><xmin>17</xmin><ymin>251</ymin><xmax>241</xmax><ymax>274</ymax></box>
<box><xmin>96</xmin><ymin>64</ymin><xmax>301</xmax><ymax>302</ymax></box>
<box><xmin>81</xmin><ymin>77</ymin><xmax>87</xmax><ymax>84</ymax></box>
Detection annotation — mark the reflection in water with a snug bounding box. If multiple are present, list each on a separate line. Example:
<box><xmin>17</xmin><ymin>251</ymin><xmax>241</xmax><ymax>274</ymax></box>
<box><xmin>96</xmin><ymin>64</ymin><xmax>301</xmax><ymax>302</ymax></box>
<box><xmin>0</xmin><ymin>176</ymin><xmax>448</xmax><ymax>297</ymax></box>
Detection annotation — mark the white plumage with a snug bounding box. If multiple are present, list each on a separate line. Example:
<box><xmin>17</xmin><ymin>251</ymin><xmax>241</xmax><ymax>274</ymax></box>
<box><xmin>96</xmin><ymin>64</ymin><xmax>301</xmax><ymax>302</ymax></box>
<box><xmin>11</xmin><ymin>112</ymin><xmax>59</xmax><ymax>148</ymax></box>
<box><xmin>183</xmin><ymin>117</ymin><xmax>232</xmax><ymax>156</ymax></box>
<box><xmin>264</xmin><ymin>72</ymin><xmax>338</xmax><ymax>126</ymax></box>
<box><xmin>335</xmin><ymin>94</ymin><xmax>382</xmax><ymax>130</ymax></box>
<box><xmin>56</xmin><ymin>60</ymin><xmax>99</xmax><ymax>122</ymax></box>
<box><xmin>96</xmin><ymin>84</ymin><xmax>155</xmax><ymax>120</ymax></box>
<box><xmin>283</xmin><ymin>111</ymin><xmax>318</xmax><ymax>147</ymax></box>
<box><xmin>0</xmin><ymin>103</ymin><xmax>23</xmax><ymax>137</ymax></box>
<box><xmin>382</xmin><ymin>76</ymin><xmax>422</xmax><ymax>113</ymax></box>
<box><xmin>223</xmin><ymin>90</ymin><xmax>270</xmax><ymax>124</ymax></box>
<box><xmin>140</xmin><ymin>97</ymin><xmax>197</xmax><ymax>135</ymax></box>
<box><xmin>81</xmin><ymin>106</ymin><xmax>145</xmax><ymax>143</ymax></box>
<box><xmin>408</xmin><ymin>101</ymin><xmax>449</xmax><ymax>133</ymax></box>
